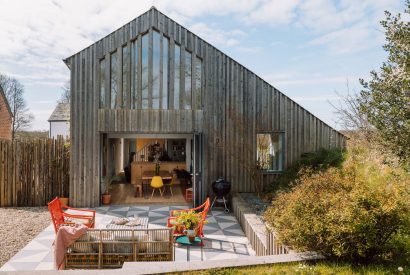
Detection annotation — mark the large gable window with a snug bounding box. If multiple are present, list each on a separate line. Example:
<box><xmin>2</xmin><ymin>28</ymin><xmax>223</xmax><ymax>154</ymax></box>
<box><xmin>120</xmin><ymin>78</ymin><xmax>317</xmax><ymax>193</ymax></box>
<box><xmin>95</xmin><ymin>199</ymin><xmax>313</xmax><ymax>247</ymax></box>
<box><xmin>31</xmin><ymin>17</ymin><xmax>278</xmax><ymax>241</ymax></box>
<box><xmin>141</xmin><ymin>33</ymin><xmax>149</xmax><ymax>109</ymax></box>
<box><xmin>152</xmin><ymin>31</ymin><xmax>160</xmax><ymax>109</ymax></box>
<box><xmin>99</xmin><ymin>58</ymin><xmax>106</xmax><ymax>108</ymax></box>
<box><xmin>110</xmin><ymin>51</ymin><xmax>118</xmax><ymax>109</ymax></box>
<box><xmin>174</xmin><ymin>44</ymin><xmax>181</xmax><ymax>109</ymax></box>
<box><xmin>257</xmin><ymin>133</ymin><xmax>284</xmax><ymax>172</ymax></box>
<box><xmin>102</xmin><ymin>28</ymin><xmax>202</xmax><ymax>110</ymax></box>
<box><xmin>184</xmin><ymin>50</ymin><xmax>192</xmax><ymax>110</ymax></box>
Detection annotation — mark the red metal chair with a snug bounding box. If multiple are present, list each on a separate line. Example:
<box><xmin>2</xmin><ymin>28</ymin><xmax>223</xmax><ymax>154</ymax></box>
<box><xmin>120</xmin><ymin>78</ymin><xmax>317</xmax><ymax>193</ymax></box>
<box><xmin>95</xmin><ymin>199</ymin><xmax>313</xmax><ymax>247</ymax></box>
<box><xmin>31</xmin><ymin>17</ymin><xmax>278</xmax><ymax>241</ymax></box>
<box><xmin>167</xmin><ymin>197</ymin><xmax>210</xmax><ymax>237</ymax></box>
<box><xmin>48</xmin><ymin>197</ymin><xmax>96</xmax><ymax>234</ymax></box>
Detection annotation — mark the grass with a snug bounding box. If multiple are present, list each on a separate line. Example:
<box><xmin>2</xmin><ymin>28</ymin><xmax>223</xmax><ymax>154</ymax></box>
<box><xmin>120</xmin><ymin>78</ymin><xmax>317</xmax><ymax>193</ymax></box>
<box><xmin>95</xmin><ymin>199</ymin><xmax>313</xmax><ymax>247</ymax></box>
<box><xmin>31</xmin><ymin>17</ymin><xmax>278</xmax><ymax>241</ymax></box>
<box><xmin>175</xmin><ymin>261</ymin><xmax>406</xmax><ymax>274</ymax></box>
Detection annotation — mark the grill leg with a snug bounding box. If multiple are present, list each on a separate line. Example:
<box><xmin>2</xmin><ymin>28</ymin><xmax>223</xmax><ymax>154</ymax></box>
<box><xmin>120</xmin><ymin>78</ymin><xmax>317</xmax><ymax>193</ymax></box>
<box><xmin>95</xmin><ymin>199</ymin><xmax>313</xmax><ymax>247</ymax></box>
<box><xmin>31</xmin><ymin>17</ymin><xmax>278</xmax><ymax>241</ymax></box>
<box><xmin>223</xmin><ymin>196</ymin><xmax>230</xmax><ymax>213</ymax></box>
<box><xmin>211</xmin><ymin>196</ymin><xmax>218</xmax><ymax>209</ymax></box>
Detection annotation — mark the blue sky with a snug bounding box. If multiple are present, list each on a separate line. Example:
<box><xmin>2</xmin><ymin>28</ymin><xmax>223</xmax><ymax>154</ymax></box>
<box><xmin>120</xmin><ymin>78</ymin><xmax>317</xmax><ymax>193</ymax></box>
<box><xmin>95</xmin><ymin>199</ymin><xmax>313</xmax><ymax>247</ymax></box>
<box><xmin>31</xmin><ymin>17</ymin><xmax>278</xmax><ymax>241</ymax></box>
<box><xmin>0</xmin><ymin>0</ymin><xmax>405</xmax><ymax>130</ymax></box>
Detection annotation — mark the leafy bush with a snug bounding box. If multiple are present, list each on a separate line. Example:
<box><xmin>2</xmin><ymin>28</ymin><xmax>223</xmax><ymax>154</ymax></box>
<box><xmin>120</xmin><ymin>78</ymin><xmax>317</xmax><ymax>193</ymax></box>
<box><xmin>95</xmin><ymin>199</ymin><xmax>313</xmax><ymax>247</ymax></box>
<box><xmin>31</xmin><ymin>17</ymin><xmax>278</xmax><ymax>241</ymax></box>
<box><xmin>264</xmin><ymin>149</ymin><xmax>410</xmax><ymax>263</ymax></box>
<box><xmin>264</xmin><ymin>148</ymin><xmax>346</xmax><ymax>198</ymax></box>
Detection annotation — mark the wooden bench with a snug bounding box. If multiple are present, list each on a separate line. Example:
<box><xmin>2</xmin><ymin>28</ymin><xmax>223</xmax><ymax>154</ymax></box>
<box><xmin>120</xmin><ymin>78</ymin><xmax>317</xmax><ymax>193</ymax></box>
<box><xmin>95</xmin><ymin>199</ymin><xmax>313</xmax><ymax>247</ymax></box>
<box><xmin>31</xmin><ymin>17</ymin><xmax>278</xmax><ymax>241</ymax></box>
<box><xmin>65</xmin><ymin>228</ymin><xmax>174</xmax><ymax>269</ymax></box>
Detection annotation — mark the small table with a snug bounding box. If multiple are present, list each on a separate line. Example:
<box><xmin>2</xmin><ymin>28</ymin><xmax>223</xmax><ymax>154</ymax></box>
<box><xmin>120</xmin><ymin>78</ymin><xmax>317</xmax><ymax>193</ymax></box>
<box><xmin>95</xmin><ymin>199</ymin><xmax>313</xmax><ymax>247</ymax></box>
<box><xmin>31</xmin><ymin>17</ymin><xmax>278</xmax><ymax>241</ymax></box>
<box><xmin>105</xmin><ymin>217</ymin><xmax>149</xmax><ymax>229</ymax></box>
<box><xmin>175</xmin><ymin>235</ymin><xmax>203</xmax><ymax>261</ymax></box>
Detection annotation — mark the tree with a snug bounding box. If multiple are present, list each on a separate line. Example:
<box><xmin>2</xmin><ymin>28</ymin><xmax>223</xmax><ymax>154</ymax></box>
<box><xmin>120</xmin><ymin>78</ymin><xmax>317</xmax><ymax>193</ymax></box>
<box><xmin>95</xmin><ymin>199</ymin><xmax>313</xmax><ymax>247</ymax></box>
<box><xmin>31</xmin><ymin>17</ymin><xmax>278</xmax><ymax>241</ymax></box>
<box><xmin>0</xmin><ymin>73</ymin><xmax>34</xmax><ymax>139</ymax></box>
<box><xmin>59</xmin><ymin>81</ymin><xmax>70</xmax><ymax>104</ymax></box>
<box><xmin>359</xmin><ymin>1</ymin><xmax>410</xmax><ymax>165</ymax></box>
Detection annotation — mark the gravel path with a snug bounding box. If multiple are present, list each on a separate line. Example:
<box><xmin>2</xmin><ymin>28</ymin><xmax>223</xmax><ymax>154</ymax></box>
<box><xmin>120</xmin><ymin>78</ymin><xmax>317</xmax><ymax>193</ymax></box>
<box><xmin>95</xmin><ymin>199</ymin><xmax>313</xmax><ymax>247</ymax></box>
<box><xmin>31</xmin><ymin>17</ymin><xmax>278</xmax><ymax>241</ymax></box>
<box><xmin>0</xmin><ymin>207</ymin><xmax>51</xmax><ymax>267</ymax></box>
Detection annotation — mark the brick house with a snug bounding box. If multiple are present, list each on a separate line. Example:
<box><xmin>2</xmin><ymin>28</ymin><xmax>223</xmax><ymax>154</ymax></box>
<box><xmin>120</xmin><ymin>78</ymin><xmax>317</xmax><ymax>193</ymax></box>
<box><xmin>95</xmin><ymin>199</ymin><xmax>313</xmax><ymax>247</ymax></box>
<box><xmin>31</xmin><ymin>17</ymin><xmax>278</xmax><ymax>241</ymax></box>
<box><xmin>0</xmin><ymin>85</ymin><xmax>12</xmax><ymax>140</ymax></box>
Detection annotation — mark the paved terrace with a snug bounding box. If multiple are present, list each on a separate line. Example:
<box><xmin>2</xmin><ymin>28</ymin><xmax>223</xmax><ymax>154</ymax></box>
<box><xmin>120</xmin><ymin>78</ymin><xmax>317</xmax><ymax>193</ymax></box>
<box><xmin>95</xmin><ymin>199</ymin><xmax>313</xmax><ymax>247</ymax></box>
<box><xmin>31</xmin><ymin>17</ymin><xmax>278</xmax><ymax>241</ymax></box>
<box><xmin>0</xmin><ymin>205</ymin><xmax>255</xmax><ymax>271</ymax></box>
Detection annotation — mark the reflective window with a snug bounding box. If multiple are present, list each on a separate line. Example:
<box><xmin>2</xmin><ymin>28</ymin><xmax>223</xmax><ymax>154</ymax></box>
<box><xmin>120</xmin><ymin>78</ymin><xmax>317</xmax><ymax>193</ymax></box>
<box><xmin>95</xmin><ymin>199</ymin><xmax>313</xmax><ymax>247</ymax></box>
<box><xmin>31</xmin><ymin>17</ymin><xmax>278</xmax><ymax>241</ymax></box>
<box><xmin>162</xmin><ymin>37</ymin><xmax>169</xmax><ymax>109</ymax></box>
<box><xmin>184</xmin><ymin>50</ymin><xmax>192</xmax><ymax>109</ymax></box>
<box><xmin>110</xmin><ymin>51</ymin><xmax>118</xmax><ymax>109</ymax></box>
<box><xmin>257</xmin><ymin>133</ymin><xmax>284</xmax><ymax>172</ymax></box>
<box><xmin>141</xmin><ymin>33</ymin><xmax>149</xmax><ymax>109</ymax></box>
<box><xmin>195</xmin><ymin>57</ymin><xmax>202</xmax><ymax>109</ymax></box>
<box><xmin>100</xmin><ymin>59</ymin><xmax>106</xmax><ymax>108</ymax></box>
<box><xmin>131</xmin><ymin>40</ymin><xmax>139</xmax><ymax>109</ymax></box>
<box><xmin>152</xmin><ymin>31</ymin><xmax>160</xmax><ymax>109</ymax></box>
<box><xmin>122</xmin><ymin>45</ymin><xmax>129</xmax><ymax>108</ymax></box>
<box><xmin>174</xmin><ymin>44</ymin><xmax>180</xmax><ymax>109</ymax></box>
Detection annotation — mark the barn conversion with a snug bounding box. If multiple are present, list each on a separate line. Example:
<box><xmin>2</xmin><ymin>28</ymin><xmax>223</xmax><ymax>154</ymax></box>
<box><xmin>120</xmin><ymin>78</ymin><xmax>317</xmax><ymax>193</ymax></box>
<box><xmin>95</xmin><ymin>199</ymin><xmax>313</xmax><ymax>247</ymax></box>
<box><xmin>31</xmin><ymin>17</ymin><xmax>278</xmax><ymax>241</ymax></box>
<box><xmin>64</xmin><ymin>7</ymin><xmax>345</xmax><ymax>207</ymax></box>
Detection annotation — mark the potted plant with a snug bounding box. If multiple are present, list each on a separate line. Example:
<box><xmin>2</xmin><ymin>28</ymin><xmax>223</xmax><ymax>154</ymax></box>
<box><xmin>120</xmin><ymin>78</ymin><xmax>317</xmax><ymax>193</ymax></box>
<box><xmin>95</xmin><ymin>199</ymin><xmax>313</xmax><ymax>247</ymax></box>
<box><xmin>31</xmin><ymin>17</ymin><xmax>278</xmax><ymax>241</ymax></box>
<box><xmin>174</xmin><ymin>210</ymin><xmax>201</xmax><ymax>242</ymax></box>
<box><xmin>101</xmin><ymin>176</ymin><xmax>114</xmax><ymax>205</ymax></box>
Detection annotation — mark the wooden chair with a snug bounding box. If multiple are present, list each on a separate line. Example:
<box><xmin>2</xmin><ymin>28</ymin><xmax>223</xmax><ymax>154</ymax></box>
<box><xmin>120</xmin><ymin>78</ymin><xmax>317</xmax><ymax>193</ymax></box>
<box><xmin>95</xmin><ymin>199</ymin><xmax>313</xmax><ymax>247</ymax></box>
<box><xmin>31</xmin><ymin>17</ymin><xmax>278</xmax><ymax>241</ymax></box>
<box><xmin>167</xmin><ymin>198</ymin><xmax>210</xmax><ymax>237</ymax></box>
<box><xmin>163</xmin><ymin>176</ymin><xmax>174</xmax><ymax>197</ymax></box>
<box><xmin>48</xmin><ymin>197</ymin><xmax>96</xmax><ymax>234</ymax></box>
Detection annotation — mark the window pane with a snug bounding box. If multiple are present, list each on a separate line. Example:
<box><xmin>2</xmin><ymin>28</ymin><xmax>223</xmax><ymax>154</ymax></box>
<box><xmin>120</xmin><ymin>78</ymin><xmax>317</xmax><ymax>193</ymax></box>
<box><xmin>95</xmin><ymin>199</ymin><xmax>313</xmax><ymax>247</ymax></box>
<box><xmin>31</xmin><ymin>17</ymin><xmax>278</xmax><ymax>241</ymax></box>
<box><xmin>100</xmin><ymin>59</ymin><xmax>106</xmax><ymax>108</ymax></box>
<box><xmin>131</xmin><ymin>40</ymin><xmax>139</xmax><ymax>109</ymax></box>
<box><xmin>141</xmin><ymin>33</ymin><xmax>149</xmax><ymax>109</ymax></box>
<box><xmin>174</xmin><ymin>44</ymin><xmax>180</xmax><ymax>109</ymax></box>
<box><xmin>257</xmin><ymin>133</ymin><xmax>284</xmax><ymax>171</ymax></box>
<box><xmin>152</xmin><ymin>31</ymin><xmax>160</xmax><ymax>109</ymax></box>
<box><xmin>162</xmin><ymin>37</ymin><xmax>169</xmax><ymax>109</ymax></box>
<box><xmin>122</xmin><ymin>45</ymin><xmax>129</xmax><ymax>108</ymax></box>
<box><xmin>195</xmin><ymin>57</ymin><xmax>202</xmax><ymax>109</ymax></box>
<box><xmin>110</xmin><ymin>51</ymin><xmax>118</xmax><ymax>109</ymax></box>
<box><xmin>184</xmin><ymin>50</ymin><xmax>192</xmax><ymax>109</ymax></box>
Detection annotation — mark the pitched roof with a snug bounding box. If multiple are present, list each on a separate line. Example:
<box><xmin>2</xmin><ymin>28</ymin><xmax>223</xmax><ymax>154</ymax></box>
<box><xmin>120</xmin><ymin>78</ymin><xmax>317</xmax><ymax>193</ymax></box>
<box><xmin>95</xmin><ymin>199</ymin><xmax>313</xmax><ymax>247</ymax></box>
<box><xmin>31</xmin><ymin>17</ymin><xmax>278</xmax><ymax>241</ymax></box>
<box><xmin>48</xmin><ymin>103</ymin><xmax>70</xmax><ymax>121</ymax></box>
<box><xmin>0</xmin><ymin>84</ymin><xmax>12</xmax><ymax>117</ymax></box>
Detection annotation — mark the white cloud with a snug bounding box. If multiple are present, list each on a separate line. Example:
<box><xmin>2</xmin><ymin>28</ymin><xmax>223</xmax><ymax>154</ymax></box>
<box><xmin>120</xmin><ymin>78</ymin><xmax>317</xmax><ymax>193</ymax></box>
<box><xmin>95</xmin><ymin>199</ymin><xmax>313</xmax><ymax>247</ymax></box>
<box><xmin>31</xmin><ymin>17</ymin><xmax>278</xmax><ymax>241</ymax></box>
<box><xmin>189</xmin><ymin>22</ymin><xmax>246</xmax><ymax>48</ymax></box>
<box><xmin>245</xmin><ymin>0</ymin><xmax>300</xmax><ymax>25</ymax></box>
<box><xmin>308</xmin><ymin>22</ymin><xmax>383</xmax><ymax>54</ymax></box>
<box><xmin>0</xmin><ymin>0</ymin><xmax>403</xmax><ymax>130</ymax></box>
<box><xmin>263</xmin><ymin>72</ymin><xmax>358</xmax><ymax>86</ymax></box>
<box><xmin>235</xmin><ymin>46</ymin><xmax>263</xmax><ymax>53</ymax></box>
<box><xmin>292</xmin><ymin>94</ymin><xmax>341</xmax><ymax>102</ymax></box>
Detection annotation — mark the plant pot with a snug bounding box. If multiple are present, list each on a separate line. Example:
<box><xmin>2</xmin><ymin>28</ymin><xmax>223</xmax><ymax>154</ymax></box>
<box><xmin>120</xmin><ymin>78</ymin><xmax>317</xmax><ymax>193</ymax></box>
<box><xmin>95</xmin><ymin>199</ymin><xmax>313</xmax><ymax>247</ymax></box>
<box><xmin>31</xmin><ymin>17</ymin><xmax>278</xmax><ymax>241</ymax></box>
<box><xmin>59</xmin><ymin>197</ymin><xmax>69</xmax><ymax>206</ymax></box>
<box><xmin>102</xmin><ymin>193</ymin><xmax>112</xmax><ymax>205</ymax></box>
<box><xmin>186</xmin><ymin>229</ymin><xmax>195</xmax><ymax>242</ymax></box>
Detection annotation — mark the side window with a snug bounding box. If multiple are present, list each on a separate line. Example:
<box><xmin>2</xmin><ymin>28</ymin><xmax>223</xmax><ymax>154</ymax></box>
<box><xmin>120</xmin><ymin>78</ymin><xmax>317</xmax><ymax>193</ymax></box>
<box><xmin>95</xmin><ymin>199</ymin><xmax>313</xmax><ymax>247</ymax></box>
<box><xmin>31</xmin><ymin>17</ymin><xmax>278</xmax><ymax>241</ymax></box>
<box><xmin>256</xmin><ymin>133</ymin><xmax>284</xmax><ymax>172</ymax></box>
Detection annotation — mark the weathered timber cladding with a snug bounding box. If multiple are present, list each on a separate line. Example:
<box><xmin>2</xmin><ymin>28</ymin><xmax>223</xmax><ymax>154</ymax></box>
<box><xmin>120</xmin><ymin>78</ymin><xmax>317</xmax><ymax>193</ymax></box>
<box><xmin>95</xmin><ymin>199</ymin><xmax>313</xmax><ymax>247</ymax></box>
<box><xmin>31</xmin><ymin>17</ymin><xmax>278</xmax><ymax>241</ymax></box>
<box><xmin>0</xmin><ymin>138</ymin><xmax>70</xmax><ymax>207</ymax></box>
<box><xmin>66</xmin><ymin>7</ymin><xmax>346</xmax><ymax>207</ymax></box>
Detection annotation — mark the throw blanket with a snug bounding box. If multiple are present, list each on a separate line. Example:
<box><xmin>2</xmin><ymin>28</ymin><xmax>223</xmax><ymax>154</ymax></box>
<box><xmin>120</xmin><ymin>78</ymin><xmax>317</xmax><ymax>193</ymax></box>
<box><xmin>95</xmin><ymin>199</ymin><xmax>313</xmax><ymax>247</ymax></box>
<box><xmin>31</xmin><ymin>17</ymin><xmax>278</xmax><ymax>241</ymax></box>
<box><xmin>54</xmin><ymin>224</ymin><xmax>88</xmax><ymax>270</ymax></box>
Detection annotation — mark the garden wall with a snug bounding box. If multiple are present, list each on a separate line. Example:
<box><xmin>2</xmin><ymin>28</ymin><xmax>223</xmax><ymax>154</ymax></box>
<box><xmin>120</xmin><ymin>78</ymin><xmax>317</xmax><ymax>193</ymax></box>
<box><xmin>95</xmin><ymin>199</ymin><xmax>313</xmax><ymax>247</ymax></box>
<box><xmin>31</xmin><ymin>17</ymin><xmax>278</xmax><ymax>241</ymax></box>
<box><xmin>232</xmin><ymin>194</ymin><xmax>289</xmax><ymax>256</ymax></box>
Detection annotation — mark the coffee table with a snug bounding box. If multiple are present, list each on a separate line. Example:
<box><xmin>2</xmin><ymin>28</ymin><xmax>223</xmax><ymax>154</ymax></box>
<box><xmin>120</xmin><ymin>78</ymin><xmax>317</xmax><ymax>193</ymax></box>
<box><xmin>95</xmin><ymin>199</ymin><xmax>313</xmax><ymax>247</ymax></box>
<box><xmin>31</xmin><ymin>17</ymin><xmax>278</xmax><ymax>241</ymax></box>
<box><xmin>105</xmin><ymin>217</ymin><xmax>149</xmax><ymax>229</ymax></box>
<box><xmin>175</xmin><ymin>235</ymin><xmax>203</xmax><ymax>261</ymax></box>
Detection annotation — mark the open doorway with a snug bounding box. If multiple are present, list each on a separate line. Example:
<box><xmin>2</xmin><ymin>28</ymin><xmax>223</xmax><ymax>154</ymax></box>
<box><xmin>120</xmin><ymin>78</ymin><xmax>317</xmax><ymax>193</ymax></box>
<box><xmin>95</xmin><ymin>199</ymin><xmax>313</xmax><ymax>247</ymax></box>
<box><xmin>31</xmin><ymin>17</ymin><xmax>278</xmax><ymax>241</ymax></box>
<box><xmin>101</xmin><ymin>133</ymin><xmax>195</xmax><ymax>205</ymax></box>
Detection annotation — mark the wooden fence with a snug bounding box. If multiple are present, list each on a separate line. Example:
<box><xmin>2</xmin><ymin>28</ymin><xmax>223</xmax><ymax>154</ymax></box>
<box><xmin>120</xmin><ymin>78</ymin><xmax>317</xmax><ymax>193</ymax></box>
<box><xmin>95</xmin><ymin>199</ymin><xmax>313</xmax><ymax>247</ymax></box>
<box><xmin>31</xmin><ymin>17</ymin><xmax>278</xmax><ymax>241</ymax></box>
<box><xmin>0</xmin><ymin>137</ymin><xmax>70</xmax><ymax>207</ymax></box>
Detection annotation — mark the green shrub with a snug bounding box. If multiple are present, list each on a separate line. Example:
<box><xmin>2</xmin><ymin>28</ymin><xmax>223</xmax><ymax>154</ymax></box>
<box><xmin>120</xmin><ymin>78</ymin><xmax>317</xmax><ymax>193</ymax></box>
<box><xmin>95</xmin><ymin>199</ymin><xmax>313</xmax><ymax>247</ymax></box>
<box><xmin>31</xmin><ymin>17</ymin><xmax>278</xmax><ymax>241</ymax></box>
<box><xmin>264</xmin><ymin>148</ymin><xmax>346</xmax><ymax>198</ymax></box>
<box><xmin>264</xmin><ymin>151</ymin><xmax>410</xmax><ymax>263</ymax></box>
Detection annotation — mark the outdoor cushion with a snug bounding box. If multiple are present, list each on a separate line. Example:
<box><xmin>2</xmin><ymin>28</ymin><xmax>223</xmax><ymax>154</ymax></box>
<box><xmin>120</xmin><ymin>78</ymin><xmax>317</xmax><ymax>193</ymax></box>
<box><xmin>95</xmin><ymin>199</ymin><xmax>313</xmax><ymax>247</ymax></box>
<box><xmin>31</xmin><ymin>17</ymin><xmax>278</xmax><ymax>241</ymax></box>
<box><xmin>70</xmin><ymin>232</ymin><xmax>99</xmax><ymax>253</ymax></box>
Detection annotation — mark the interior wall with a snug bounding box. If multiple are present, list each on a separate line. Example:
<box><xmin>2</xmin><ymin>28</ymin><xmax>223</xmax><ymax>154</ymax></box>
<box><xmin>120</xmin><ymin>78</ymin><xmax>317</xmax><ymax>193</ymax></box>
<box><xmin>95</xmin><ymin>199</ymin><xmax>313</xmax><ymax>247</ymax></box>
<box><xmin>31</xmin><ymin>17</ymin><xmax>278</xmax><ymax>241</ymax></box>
<box><xmin>114</xmin><ymin>138</ymin><xmax>124</xmax><ymax>175</ymax></box>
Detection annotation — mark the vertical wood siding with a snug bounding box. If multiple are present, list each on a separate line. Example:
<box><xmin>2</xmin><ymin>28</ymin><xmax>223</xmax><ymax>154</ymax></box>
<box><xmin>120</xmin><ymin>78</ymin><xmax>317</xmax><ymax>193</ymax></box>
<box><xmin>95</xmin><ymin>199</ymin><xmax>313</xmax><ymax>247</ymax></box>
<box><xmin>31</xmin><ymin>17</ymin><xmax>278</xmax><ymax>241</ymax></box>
<box><xmin>66</xmin><ymin>8</ymin><xmax>346</xmax><ymax>207</ymax></box>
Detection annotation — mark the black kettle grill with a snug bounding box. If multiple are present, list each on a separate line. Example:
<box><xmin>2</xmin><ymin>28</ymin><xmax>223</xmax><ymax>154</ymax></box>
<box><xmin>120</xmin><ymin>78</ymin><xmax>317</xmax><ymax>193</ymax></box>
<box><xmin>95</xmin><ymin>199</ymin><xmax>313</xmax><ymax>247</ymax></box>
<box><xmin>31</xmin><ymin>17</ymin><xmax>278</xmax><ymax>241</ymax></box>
<box><xmin>211</xmin><ymin>178</ymin><xmax>231</xmax><ymax>213</ymax></box>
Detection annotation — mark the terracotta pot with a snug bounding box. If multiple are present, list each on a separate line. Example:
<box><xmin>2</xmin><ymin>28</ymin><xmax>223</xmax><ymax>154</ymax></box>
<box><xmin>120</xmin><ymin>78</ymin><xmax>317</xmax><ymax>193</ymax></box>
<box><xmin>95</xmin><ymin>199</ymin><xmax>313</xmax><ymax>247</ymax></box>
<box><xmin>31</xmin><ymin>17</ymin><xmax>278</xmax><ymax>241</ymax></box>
<box><xmin>59</xmin><ymin>197</ymin><xmax>69</xmax><ymax>206</ymax></box>
<box><xmin>102</xmin><ymin>193</ymin><xmax>111</xmax><ymax>205</ymax></box>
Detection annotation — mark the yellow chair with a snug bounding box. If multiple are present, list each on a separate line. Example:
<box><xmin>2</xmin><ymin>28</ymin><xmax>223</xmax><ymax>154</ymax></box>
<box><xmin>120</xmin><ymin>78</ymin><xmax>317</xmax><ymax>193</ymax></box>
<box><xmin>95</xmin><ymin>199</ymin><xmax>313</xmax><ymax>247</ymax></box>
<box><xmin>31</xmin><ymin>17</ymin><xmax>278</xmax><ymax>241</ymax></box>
<box><xmin>150</xmin><ymin>176</ymin><xmax>164</xmax><ymax>199</ymax></box>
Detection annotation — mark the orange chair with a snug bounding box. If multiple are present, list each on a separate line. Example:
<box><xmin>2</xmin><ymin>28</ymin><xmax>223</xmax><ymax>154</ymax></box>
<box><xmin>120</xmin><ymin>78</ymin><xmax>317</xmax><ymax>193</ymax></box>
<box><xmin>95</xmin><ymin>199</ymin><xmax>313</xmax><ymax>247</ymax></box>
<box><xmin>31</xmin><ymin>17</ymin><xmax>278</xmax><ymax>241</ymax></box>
<box><xmin>167</xmin><ymin>198</ymin><xmax>210</xmax><ymax>237</ymax></box>
<box><xmin>48</xmin><ymin>197</ymin><xmax>96</xmax><ymax>234</ymax></box>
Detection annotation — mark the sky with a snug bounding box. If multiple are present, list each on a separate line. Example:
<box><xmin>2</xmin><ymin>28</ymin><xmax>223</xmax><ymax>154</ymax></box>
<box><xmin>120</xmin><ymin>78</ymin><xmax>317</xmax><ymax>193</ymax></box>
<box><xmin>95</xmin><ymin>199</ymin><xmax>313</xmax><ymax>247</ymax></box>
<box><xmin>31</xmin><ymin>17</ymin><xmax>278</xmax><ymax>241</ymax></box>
<box><xmin>0</xmin><ymin>0</ymin><xmax>405</xmax><ymax>130</ymax></box>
